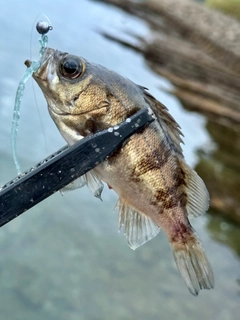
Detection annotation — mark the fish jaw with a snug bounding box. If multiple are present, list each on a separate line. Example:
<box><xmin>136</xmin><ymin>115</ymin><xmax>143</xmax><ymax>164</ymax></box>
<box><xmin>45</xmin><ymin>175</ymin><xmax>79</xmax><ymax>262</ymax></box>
<box><xmin>32</xmin><ymin>48</ymin><xmax>58</xmax><ymax>97</ymax></box>
<box><xmin>32</xmin><ymin>48</ymin><xmax>76</xmax><ymax>117</ymax></box>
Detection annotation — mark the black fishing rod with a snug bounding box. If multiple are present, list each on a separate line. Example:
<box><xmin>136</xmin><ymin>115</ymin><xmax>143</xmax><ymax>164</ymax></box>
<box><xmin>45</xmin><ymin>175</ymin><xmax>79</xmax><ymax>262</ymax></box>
<box><xmin>0</xmin><ymin>108</ymin><xmax>155</xmax><ymax>228</ymax></box>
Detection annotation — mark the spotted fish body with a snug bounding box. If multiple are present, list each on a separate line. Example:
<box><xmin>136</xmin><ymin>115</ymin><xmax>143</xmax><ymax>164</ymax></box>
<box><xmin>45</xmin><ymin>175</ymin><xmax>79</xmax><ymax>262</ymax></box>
<box><xmin>32</xmin><ymin>48</ymin><xmax>214</xmax><ymax>295</ymax></box>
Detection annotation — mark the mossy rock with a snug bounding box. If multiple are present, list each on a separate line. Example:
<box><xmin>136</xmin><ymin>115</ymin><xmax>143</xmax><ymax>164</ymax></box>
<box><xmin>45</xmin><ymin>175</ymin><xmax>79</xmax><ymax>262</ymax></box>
<box><xmin>206</xmin><ymin>0</ymin><xmax>240</xmax><ymax>19</ymax></box>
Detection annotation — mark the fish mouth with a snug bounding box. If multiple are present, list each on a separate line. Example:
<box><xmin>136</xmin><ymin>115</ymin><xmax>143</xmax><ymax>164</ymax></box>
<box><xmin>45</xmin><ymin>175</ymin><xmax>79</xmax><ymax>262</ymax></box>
<box><xmin>50</xmin><ymin>105</ymin><xmax>108</xmax><ymax>116</ymax></box>
<box><xmin>25</xmin><ymin>50</ymin><xmax>52</xmax><ymax>69</ymax></box>
<box><xmin>24</xmin><ymin>48</ymin><xmax>56</xmax><ymax>80</ymax></box>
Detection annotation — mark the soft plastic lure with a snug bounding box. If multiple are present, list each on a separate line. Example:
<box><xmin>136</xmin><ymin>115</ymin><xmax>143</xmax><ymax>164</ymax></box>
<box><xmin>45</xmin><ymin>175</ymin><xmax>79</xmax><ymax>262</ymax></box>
<box><xmin>11</xmin><ymin>20</ymin><xmax>52</xmax><ymax>174</ymax></box>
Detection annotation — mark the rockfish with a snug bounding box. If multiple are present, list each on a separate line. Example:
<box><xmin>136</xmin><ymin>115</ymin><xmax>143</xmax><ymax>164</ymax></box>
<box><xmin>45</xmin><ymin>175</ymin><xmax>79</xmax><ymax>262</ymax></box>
<box><xmin>30</xmin><ymin>48</ymin><xmax>214</xmax><ymax>295</ymax></box>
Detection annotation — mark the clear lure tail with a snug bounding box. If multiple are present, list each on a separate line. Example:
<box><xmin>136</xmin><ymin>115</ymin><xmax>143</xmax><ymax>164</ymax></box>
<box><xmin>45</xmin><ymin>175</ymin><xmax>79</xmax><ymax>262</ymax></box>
<box><xmin>11</xmin><ymin>18</ymin><xmax>52</xmax><ymax>174</ymax></box>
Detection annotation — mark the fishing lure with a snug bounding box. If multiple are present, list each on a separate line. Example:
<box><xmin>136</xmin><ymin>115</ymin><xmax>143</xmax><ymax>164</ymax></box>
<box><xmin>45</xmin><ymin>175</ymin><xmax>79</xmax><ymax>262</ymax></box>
<box><xmin>11</xmin><ymin>20</ymin><xmax>52</xmax><ymax>174</ymax></box>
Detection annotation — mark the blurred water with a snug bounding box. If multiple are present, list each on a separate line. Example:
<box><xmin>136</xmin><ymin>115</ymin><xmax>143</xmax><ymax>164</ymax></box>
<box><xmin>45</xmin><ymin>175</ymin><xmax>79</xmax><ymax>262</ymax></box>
<box><xmin>0</xmin><ymin>0</ymin><xmax>239</xmax><ymax>319</ymax></box>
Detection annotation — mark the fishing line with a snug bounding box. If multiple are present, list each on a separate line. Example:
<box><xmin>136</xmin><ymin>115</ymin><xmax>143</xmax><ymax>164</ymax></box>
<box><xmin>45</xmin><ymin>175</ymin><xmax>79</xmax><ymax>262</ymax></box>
<box><xmin>11</xmin><ymin>17</ymin><xmax>52</xmax><ymax>174</ymax></box>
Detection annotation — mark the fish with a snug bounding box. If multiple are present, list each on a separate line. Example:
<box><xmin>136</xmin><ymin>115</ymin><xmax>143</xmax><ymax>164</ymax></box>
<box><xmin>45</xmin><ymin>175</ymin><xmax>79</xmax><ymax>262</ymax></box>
<box><xmin>29</xmin><ymin>47</ymin><xmax>214</xmax><ymax>295</ymax></box>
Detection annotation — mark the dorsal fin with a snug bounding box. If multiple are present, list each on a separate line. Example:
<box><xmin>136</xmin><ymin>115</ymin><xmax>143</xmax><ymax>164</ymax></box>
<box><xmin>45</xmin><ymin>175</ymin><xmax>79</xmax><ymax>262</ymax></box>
<box><xmin>117</xmin><ymin>199</ymin><xmax>160</xmax><ymax>250</ymax></box>
<box><xmin>141</xmin><ymin>87</ymin><xmax>184</xmax><ymax>155</ymax></box>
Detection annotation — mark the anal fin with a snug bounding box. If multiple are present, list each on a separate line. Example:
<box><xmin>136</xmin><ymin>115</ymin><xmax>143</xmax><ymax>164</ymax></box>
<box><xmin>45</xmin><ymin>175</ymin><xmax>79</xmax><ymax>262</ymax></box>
<box><xmin>117</xmin><ymin>199</ymin><xmax>160</xmax><ymax>250</ymax></box>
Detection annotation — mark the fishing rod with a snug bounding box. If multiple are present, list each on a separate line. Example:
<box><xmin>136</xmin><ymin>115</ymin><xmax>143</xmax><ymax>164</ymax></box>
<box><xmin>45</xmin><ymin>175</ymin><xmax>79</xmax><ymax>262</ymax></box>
<box><xmin>0</xmin><ymin>107</ymin><xmax>155</xmax><ymax>228</ymax></box>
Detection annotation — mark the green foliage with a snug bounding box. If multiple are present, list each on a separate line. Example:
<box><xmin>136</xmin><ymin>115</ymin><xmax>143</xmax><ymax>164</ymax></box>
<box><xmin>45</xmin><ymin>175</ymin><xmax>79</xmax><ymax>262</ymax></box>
<box><xmin>206</xmin><ymin>0</ymin><xmax>240</xmax><ymax>19</ymax></box>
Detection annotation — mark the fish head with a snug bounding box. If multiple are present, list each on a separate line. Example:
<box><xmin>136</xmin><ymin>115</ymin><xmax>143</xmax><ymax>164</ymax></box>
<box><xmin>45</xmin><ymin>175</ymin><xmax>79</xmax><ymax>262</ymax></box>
<box><xmin>31</xmin><ymin>48</ymin><xmax>119</xmax><ymax>144</ymax></box>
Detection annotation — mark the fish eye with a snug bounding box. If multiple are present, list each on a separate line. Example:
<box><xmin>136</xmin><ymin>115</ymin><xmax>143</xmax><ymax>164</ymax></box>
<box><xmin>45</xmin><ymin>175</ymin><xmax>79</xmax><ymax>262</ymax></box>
<box><xmin>59</xmin><ymin>55</ymin><xmax>83</xmax><ymax>79</ymax></box>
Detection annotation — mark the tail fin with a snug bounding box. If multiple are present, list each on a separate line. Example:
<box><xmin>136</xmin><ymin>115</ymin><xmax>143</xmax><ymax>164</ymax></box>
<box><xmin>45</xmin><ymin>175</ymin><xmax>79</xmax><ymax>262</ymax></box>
<box><xmin>171</xmin><ymin>235</ymin><xmax>214</xmax><ymax>296</ymax></box>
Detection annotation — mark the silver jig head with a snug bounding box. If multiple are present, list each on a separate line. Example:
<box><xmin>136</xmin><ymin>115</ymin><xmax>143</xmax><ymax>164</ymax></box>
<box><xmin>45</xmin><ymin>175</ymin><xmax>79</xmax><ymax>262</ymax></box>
<box><xmin>36</xmin><ymin>21</ymin><xmax>53</xmax><ymax>35</ymax></box>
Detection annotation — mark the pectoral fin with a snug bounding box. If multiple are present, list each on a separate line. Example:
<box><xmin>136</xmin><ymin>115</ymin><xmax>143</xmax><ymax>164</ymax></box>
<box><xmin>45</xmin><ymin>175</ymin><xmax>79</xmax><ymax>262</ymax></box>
<box><xmin>60</xmin><ymin>176</ymin><xmax>86</xmax><ymax>195</ymax></box>
<box><xmin>117</xmin><ymin>199</ymin><xmax>160</xmax><ymax>250</ymax></box>
<box><xmin>85</xmin><ymin>170</ymin><xmax>104</xmax><ymax>200</ymax></box>
<box><xmin>60</xmin><ymin>170</ymin><xmax>104</xmax><ymax>200</ymax></box>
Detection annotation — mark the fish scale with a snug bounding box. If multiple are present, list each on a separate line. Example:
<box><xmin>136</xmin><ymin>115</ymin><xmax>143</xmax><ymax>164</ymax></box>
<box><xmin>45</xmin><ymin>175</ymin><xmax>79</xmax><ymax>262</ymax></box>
<box><xmin>31</xmin><ymin>47</ymin><xmax>214</xmax><ymax>296</ymax></box>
